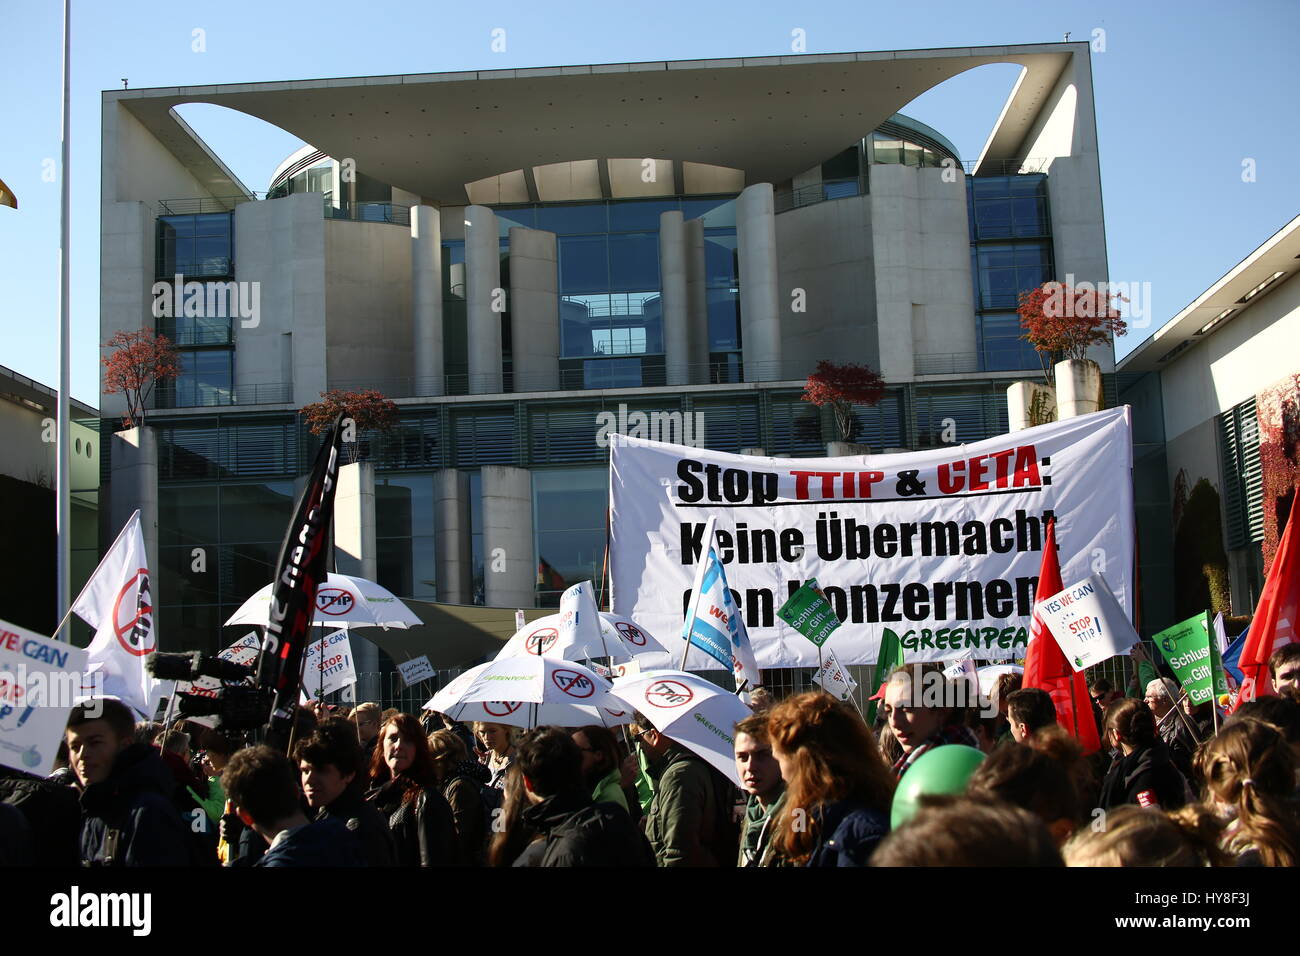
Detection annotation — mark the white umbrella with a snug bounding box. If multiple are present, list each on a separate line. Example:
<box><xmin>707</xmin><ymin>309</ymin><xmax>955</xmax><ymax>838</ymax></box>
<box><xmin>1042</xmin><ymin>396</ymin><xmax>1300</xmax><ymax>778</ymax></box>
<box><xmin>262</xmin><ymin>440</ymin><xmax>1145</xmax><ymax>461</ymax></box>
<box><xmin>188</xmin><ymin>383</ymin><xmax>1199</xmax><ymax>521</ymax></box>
<box><xmin>224</xmin><ymin>572</ymin><xmax>422</xmax><ymax>630</ymax></box>
<box><xmin>495</xmin><ymin>612</ymin><xmax>667</xmax><ymax>663</ymax></box>
<box><xmin>423</xmin><ymin>657</ymin><xmax>632</xmax><ymax>730</ymax></box>
<box><xmin>609</xmin><ymin>669</ymin><xmax>751</xmax><ymax>786</ymax></box>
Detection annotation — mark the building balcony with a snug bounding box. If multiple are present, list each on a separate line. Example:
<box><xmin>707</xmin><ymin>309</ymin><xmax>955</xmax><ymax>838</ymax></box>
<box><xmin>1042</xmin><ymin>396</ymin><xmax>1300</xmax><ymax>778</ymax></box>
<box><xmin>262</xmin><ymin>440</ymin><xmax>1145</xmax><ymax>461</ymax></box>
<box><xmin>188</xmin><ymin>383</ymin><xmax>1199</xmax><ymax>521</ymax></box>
<box><xmin>153</xmin><ymin>381</ymin><xmax>294</xmax><ymax>410</ymax></box>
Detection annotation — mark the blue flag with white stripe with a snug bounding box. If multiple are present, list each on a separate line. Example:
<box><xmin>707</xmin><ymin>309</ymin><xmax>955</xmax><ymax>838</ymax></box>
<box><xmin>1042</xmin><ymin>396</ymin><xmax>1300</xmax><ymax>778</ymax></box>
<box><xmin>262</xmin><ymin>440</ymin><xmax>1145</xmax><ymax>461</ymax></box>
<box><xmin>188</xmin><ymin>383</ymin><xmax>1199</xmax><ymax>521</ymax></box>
<box><xmin>683</xmin><ymin>539</ymin><xmax>762</xmax><ymax>695</ymax></box>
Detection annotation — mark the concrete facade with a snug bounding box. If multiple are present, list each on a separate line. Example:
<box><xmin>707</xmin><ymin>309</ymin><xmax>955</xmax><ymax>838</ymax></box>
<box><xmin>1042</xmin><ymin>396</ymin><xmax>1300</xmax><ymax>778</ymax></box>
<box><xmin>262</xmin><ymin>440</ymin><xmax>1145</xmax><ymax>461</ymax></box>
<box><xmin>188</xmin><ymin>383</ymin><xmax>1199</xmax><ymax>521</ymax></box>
<box><xmin>465</xmin><ymin>205</ymin><xmax>503</xmax><ymax>394</ymax></box>
<box><xmin>411</xmin><ymin>205</ymin><xmax>444</xmax><ymax>395</ymax></box>
<box><xmin>480</xmin><ymin>466</ymin><xmax>535</xmax><ymax>608</ymax></box>
<box><xmin>736</xmin><ymin>184</ymin><xmax>782</xmax><ymax>380</ymax></box>
<box><xmin>508</xmin><ymin>227</ymin><xmax>560</xmax><ymax>392</ymax></box>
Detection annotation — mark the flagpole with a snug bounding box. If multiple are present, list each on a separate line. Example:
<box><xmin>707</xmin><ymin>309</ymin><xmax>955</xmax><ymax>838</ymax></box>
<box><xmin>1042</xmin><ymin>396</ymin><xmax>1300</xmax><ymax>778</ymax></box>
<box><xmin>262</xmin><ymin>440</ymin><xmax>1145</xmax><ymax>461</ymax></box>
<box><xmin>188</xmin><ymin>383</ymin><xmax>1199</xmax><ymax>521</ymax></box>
<box><xmin>55</xmin><ymin>0</ymin><xmax>72</xmax><ymax>632</ymax></box>
<box><xmin>679</xmin><ymin>517</ymin><xmax>716</xmax><ymax>672</ymax></box>
<box><xmin>50</xmin><ymin>509</ymin><xmax>142</xmax><ymax>641</ymax></box>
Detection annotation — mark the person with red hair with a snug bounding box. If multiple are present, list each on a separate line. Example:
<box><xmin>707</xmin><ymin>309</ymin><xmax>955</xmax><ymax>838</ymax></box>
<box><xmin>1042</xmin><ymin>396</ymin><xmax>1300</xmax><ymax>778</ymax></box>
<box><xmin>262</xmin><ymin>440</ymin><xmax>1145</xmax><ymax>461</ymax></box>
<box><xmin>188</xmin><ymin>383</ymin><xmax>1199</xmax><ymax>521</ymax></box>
<box><xmin>764</xmin><ymin>692</ymin><xmax>896</xmax><ymax>866</ymax></box>
<box><xmin>366</xmin><ymin>713</ymin><xmax>457</xmax><ymax>866</ymax></box>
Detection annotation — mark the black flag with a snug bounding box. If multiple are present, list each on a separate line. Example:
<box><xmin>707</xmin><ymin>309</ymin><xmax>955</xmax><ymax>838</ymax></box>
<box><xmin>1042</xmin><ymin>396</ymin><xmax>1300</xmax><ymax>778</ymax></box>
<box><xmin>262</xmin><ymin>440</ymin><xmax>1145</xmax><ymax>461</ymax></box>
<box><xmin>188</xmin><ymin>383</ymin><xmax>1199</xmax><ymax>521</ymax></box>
<box><xmin>256</xmin><ymin>414</ymin><xmax>345</xmax><ymax>751</ymax></box>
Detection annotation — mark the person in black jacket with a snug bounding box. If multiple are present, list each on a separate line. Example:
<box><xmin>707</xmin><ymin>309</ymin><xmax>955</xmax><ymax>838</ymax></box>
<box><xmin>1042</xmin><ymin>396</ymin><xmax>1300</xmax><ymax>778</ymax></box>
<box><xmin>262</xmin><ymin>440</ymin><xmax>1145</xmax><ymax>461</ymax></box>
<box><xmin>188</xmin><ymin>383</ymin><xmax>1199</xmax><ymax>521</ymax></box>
<box><xmin>223</xmin><ymin>745</ymin><xmax>362</xmax><ymax>867</ymax></box>
<box><xmin>1097</xmin><ymin>698</ymin><xmax>1188</xmax><ymax>813</ymax></box>
<box><xmin>0</xmin><ymin>766</ymin><xmax>81</xmax><ymax>866</ymax></box>
<box><xmin>512</xmin><ymin>726</ymin><xmax>652</xmax><ymax>867</ymax></box>
<box><xmin>366</xmin><ymin>713</ymin><xmax>456</xmax><ymax>866</ymax></box>
<box><xmin>293</xmin><ymin>718</ymin><xmax>395</xmax><ymax>866</ymax></box>
<box><xmin>66</xmin><ymin>699</ymin><xmax>191</xmax><ymax>866</ymax></box>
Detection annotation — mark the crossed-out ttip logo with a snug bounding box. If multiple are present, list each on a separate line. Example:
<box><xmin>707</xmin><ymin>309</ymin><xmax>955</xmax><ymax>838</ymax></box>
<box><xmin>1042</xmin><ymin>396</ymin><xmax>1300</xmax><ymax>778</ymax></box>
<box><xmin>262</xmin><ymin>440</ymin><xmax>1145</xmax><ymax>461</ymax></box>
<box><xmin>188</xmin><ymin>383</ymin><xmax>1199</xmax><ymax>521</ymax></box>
<box><xmin>113</xmin><ymin>568</ymin><xmax>155</xmax><ymax>657</ymax></box>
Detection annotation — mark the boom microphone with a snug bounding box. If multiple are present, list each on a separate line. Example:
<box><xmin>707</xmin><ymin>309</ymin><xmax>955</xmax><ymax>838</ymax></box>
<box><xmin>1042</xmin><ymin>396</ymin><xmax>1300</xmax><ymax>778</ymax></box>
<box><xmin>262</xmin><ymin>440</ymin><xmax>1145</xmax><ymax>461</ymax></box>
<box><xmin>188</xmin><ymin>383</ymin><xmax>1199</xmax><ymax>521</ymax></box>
<box><xmin>147</xmin><ymin>651</ymin><xmax>255</xmax><ymax>683</ymax></box>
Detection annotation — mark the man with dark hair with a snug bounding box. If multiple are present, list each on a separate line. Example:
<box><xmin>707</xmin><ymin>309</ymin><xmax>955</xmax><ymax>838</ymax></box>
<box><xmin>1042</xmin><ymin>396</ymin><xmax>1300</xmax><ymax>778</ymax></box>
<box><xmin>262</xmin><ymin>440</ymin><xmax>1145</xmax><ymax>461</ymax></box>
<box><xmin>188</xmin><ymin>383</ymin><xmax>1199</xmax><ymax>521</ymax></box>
<box><xmin>512</xmin><ymin>727</ymin><xmax>651</xmax><ymax>867</ymax></box>
<box><xmin>66</xmin><ymin>699</ymin><xmax>191</xmax><ymax>866</ymax></box>
<box><xmin>1006</xmin><ymin>688</ymin><xmax>1059</xmax><ymax>742</ymax></box>
<box><xmin>734</xmin><ymin>714</ymin><xmax>785</xmax><ymax>866</ymax></box>
<box><xmin>632</xmin><ymin>714</ymin><xmax>739</xmax><ymax>867</ymax></box>
<box><xmin>1270</xmin><ymin>644</ymin><xmax>1300</xmax><ymax>698</ymax></box>
<box><xmin>222</xmin><ymin>745</ymin><xmax>361</xmax><ymax>867</ymax></box>
<box><xmin>292</xmin><ymin>717</ymin><xmax>395</xmax><ymax>866</ymax></box>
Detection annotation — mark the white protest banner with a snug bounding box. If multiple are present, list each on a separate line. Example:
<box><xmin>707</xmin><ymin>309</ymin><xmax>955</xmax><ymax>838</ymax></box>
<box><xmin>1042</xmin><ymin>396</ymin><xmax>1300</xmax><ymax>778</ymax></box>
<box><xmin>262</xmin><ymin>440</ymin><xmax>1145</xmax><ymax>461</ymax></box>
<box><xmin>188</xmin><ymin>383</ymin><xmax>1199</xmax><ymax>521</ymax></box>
<box><xmin>812</xmin><ymin>649</ymin><xmax>857</xmax><ymax>701</ymax></box>
<box><xmin>300</xmin><ymin>629</ymin><xmax>356</xmax><ymax>700</ymax></box>
<box><xmin>1034</xmin><ymin>574</ymin><xmax>1139</xmax><ymax>672</ymax></box>
<box><xmin>610</xmin><ymin>407</ymin><xmax>1134</xmax><ymax>665</ymax></box>
<box><xmin>397</xmin><ymin>655</ymin><xmax>436</xmax><ymax>688</ymax></box>
<box><xmin>0</xmin><ymin>618</ymin><xmax>89</xmax><ymax>777</ymax></box>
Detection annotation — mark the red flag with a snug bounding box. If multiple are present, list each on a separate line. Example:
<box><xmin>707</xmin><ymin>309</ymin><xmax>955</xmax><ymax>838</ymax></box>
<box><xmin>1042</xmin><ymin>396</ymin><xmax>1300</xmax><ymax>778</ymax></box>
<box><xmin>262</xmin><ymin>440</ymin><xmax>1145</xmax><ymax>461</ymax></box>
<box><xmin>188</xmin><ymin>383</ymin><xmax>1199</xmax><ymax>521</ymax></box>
<box><xmin>1232</xmin><ymin>505</ymin><xmax>1300</xmax><ymax>711</ymax></box>
<box><xmin>1023</xmin><ymin>519</ymin><xmax>1102</xmax><ymax>755</ymax></box>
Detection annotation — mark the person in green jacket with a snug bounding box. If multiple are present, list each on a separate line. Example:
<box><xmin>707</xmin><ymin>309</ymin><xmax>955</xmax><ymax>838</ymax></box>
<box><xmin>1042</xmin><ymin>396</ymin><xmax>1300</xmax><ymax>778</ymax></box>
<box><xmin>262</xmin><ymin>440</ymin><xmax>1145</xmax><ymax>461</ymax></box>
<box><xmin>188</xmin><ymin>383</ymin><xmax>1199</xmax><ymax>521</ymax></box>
<box><xmin>572</xmin><ymin>725</ymin><xmax>628</xmax><ymax>812</ymax></box>
<box><xmin>631</xmin><ymin>715</ymin><xmax>739</xmax><ymax>867</ymax></box>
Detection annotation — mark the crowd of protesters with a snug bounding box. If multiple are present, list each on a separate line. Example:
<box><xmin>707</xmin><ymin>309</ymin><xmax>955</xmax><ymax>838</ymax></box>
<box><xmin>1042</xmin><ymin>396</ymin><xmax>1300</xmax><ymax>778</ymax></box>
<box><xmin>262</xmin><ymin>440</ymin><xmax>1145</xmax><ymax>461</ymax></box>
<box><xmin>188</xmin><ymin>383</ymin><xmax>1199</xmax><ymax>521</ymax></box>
<box><xmin>1</xmin><ymin>642</ymin><xmax>1297</xmax><ymax>868</ymax></box>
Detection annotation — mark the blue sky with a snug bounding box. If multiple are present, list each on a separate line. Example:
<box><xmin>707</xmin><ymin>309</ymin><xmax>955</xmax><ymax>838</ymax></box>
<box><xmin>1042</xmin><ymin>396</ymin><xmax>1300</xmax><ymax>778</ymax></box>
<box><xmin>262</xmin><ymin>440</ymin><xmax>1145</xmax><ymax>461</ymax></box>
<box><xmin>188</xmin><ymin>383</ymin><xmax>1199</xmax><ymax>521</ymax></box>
<box><xmin>3</xmin><ymin>0</ymin><xmax>1297</xmax><ymax>405</ymax></box>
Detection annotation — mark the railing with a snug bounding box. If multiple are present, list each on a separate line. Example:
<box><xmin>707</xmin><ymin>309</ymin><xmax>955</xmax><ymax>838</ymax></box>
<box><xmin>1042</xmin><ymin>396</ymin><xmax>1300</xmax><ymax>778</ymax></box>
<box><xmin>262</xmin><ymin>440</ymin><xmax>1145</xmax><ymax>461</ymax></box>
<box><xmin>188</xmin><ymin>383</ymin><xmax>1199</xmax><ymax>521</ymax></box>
<box><xmin>965</xmin><ymin>158</ymin><xmax>1051</xmax><ymax>175</ymax></box>
<box><xmin>774</xmin><ymin>177</ymin><xmax>864</xmax><ymax>214</ymax></box>
<box><xmin>157</xmin><ymin>196</ymin><xmax>256</xmax><ymax>215</ymax></box>
<box><xmin>164</xmin><ymin>328</ymin><xmax>233</xmax><ymax>348</ymax></box>
<box><xmin>327</xmin><ymin>360</ymin><xmax>813</xmax><ymax>400</ymax></box>
<box><xmin>914</xmin><ymin>352</ymin><xmax>982</xmax><ymax>375</ymax></box>
<box><xmin>153</xmin><ymin>381</ymin><xmax>294</xmax><ymax>409</ymax></box>
<box><xmin>324</xmin><ymin>199</ymin><xmax>412</xmax><ymax>226</ymax></box>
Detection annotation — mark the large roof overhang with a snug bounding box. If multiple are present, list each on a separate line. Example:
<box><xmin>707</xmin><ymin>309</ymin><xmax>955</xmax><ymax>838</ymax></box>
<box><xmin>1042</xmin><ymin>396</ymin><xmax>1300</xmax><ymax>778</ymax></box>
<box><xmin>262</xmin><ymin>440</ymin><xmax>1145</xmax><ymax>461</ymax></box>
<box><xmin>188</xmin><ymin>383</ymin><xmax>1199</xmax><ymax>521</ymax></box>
<box><xmin>1117</xmin><ymin>214</ymin><xmax>1300</xmax><ymax>372</ymax></box>
<box><xmin>107</xmin><ymin>43</ymin><xmax>1086</xmax><ymax>205</ymax></box>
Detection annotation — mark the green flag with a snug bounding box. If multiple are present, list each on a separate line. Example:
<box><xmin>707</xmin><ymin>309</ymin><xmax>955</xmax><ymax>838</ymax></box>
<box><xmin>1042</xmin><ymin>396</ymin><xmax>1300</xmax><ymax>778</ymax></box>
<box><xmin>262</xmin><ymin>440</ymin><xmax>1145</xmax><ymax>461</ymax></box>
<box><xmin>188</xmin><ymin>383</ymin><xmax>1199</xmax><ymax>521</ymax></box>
<box><xmin>777</xmin><ymin>578</ymin><xmax>842</xmax><ymax>647</ymax></box>
<box><xmin>1153</xmin><ymin>612</ymin><xmax>1218</xmax><ymax>706</ymax></box>
<box><xmin>866</xmin><ymin>627</ymin><xmax>905</xmax><ymax>725</ymax></box>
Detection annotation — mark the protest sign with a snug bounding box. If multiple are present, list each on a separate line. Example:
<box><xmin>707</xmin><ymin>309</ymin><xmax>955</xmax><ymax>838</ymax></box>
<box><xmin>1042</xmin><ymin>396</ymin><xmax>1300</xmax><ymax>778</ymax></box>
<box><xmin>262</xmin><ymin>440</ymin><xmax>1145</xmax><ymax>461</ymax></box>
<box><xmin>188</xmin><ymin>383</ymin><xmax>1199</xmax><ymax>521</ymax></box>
<box><xmin>1034</xmin><ymin>574</ymin><xmax>1139</xmax><ymax>672</ymax></box>
<box><xmin>300</xmin><ymin>629</ymin><xmax>356</xmax><ymax>700</ymax></box>
<box><xmin>0</xmin><ymin>618</ymin><xmax>89</xmax><ymax>777</ymax></box>
<box><xmin>1153</xmin><ymin>613</ymin><xmax>1219</xmax><ymax>706</ymax></box>
<box><xmin>397</xmin><ymin>655</ymin><xmax>435</xmax><ymax>688</ymax></box>
<box><xmin>811</xmin><ymin>649</ymin><xmax>857</xmax><ymax>701</ymax></box>
<box><xmin>778</xmin><ymin>579</ymin><xmax>842</xmax><ymax>647</ymax></box>
<box><xmin>612</xmin><ymin>659</ymin><xmax>641</xmax><ymax>681</ymax></box>
<box><xmin>610</xmin><ymin>407</ymin><xmax>1134</xmax><ymax>666</ymax></box>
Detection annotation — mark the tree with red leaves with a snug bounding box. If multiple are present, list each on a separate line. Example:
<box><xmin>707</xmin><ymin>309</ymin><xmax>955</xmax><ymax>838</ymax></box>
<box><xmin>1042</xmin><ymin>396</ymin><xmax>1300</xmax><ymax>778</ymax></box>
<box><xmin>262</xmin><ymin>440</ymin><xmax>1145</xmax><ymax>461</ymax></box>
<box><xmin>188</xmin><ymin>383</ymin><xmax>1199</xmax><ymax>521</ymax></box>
<box><xmin>300</xmin><ymin>388</ymin><xmax>399</xmax><ymax>462</ymax></box>
<box><xmin>102</xmin><ymin>329</ymin><xmax>181</xmax><ymax>429</ymax></box>
<box><xmin>802</xmin><ymin>360</ymin><xmax>886</xmax><ymax>444</ymax></box>
<box><xmin>1018</xmin><ymin>282</ymin><xmax>1128</xmax><ymax>381</ymax></box>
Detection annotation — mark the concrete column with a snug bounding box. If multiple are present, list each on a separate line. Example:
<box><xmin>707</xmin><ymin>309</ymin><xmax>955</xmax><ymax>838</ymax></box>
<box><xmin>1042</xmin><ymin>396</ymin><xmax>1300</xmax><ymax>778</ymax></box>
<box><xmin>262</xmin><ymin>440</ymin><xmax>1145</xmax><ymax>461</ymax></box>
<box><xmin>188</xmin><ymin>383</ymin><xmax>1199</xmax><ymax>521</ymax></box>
<box><xmin>109</xmin><ymin>425</ymin><xmax>158</xmax><ymax>593</ymax></box>
<box><xmin>736</xmin><ymin>183</ymin><xmax>782</xmax><ymax>381</ymax></box>
<box><xmin>412</xmin><ymin>205</ymin><xmax>444</xmax><ymax>396</ymax></box>
<box><xmin>481</xmin><ymin>466</ymin><xmax>534</xmax><ymax>608</ymax></box>
<box><xmin>685</xmin><ymin>218</ymin><xmax>710</xmax><ymax>384</ymax></box>
<box><xmin>508</xmin><ymin>227</ymin><xmax>560</xmax><ymax>392</ymax></box>
<box><xmin>1007</xmin><ymin>381</ymin><xmax>1058</xmax><ymax>431</ymax></box>
<box><xmin>434</xmin><ymin>469</ymin><xmax>472</xmax><ymax>604</ymax></box>
<box><xmin>659</xmin><ymin>211</ymin><xmax>690</xmax><ymax>386</ymax></box>
<box><xmin>465</xmin><ymin>205</ymin><xmax>502</xmax><ymax>394</ymax></box>
<box><xmin>1054</xmin><ymin>359</ymin><xmax>1102</xmax><ymax>419</ymax></box>
<box><xmin>333</xmin><ymin>461</ymin><xmax>380</xmax><ymax>700</ymax></box>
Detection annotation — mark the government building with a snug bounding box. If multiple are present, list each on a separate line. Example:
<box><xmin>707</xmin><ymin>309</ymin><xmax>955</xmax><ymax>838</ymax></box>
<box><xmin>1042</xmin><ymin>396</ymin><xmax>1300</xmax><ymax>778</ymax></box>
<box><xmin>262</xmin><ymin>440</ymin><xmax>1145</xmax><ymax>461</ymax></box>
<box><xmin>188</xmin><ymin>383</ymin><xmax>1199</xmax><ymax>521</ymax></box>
<box><xmin>99</xmin><ymin>43</ymin><xmax>1121</xmax><ymax>689</ymax></box>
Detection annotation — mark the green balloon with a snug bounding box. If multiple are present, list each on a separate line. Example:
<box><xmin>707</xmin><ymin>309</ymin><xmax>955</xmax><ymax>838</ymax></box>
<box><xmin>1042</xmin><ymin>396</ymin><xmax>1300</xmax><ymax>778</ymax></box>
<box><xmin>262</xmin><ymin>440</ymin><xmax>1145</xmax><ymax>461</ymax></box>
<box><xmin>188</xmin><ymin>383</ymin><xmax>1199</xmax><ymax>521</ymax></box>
<box><xmin>890</xmin><ymin>744</ymin><xmax>986</xmax><ymax>829</ymax></box>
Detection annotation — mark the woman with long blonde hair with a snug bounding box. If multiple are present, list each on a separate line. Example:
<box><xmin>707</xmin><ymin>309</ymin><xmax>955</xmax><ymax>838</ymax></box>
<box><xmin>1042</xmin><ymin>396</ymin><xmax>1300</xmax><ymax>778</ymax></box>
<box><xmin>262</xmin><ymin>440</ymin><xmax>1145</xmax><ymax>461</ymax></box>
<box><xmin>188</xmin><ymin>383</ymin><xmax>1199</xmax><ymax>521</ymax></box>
<box><xmin>765</xmin><ymin>692</ymin><xmax>896</xmax><ymax>866</ymax></box>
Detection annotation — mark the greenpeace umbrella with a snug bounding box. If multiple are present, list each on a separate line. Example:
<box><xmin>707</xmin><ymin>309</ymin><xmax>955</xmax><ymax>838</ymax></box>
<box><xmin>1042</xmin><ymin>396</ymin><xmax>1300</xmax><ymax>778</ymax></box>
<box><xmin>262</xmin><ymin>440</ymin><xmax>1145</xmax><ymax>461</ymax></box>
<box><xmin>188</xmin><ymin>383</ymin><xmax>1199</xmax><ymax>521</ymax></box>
<box><xmin>609</xmin><ymin>669</ymin><xmax>751</xmax><ymax>787</ymax></box>
<box><xmin>422</xmin><ymin>657</ymin><xmax>631</xmax><ymax>729</ymax></box>
<box><xmin>225</xmin><ymin>572</ymin><xmax>422</xmax><ymax>630</ymax></box>
<box><xmin>495</xmin><ymin>611</ymin><xmax>667</xmax><ymax>662</ymax></box>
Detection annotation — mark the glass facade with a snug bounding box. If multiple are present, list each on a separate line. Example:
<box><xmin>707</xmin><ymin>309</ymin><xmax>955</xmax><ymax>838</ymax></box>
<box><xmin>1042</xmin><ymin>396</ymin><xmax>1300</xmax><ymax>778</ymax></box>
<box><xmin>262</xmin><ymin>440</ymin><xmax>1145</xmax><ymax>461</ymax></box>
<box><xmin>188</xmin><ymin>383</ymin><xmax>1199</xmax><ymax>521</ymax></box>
<box><xmin>967</xmin><ymin>175</ymin><xmax>1054</xmax><ymax>372</ymax></box>
<box><xmin>156</xmin><ymin>213</ymin><xmax>234</xmax><ymax>279</ymax></box>
<box><xmin>481</xmin><ymin>197</ymin><xmax>740</xmax><ymax>389</ymax></box>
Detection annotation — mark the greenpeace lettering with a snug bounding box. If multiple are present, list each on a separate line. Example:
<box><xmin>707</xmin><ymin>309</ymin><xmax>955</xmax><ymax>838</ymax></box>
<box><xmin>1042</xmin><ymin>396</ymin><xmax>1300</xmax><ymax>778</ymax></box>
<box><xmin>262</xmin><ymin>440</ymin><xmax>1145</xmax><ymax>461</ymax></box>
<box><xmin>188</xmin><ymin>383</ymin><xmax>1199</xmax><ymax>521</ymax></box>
<box><xmin>609</xmin><ymin>408</ymin><xmax>1135</xmax><ymax>665</ymax></box>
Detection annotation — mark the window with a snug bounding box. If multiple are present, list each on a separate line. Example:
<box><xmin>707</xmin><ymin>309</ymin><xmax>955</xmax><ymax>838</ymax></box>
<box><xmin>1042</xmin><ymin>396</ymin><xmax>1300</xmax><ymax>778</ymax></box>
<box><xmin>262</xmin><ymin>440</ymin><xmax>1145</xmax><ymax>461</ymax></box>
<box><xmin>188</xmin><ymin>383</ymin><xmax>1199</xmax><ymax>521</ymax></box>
<box><xmin>533</xmin><ymin>468</ymin><xmax>607</xmax><ymax>607</ymax></box>
<box><xmin>156</xmin><ymin>213</ymin><xmax>233</xmax><ymax>279</ymax></box>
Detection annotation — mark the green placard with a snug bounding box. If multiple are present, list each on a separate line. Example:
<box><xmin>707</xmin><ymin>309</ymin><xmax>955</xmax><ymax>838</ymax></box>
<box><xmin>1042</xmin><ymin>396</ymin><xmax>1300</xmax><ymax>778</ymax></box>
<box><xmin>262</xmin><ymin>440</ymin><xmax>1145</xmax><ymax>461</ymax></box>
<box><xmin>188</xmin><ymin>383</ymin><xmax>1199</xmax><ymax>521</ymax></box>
<box><xmin>1152</xmin><ymin>612</ymin><xmax>1216</xmax><ymax>706</ymax></box>
<box><xmin>777</xmin><ymin>578</ymin><xmax>842</xmax><ymax>647</ymax></box>
<box><xmin>1206</xmin><ymin>617</ymin><xmax>1230</xmax><ymax>700</ymax></box>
